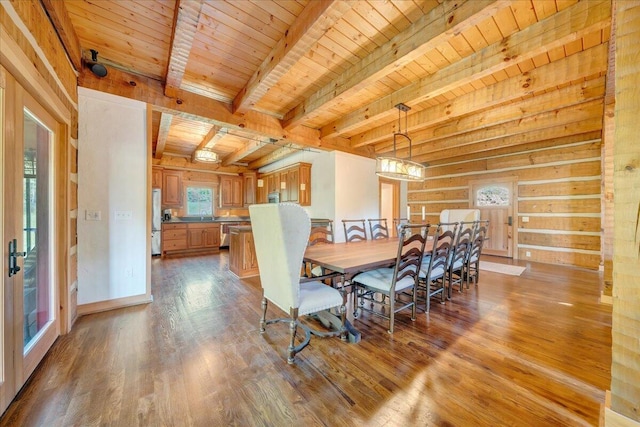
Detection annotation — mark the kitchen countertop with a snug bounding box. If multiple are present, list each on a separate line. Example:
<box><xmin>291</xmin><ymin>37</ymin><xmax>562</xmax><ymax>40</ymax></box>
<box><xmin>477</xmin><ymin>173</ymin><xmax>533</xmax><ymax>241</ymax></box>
<box><xmin>163</xmin><ymin>216</ymin><xmax>251</xmax><ymax>224</ymax></box>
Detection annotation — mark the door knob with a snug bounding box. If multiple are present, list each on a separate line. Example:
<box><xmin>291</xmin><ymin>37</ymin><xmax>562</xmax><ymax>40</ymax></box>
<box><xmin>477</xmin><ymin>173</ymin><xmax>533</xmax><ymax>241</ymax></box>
<box><xmin>8</xmin><ymin>238</ymin><xmax>26</xmax><ymax>277</ymax></box>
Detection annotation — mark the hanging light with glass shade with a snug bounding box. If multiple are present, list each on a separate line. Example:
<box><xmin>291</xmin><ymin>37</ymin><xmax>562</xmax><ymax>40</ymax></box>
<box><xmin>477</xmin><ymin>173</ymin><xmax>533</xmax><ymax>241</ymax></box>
<box><xmin>193</xmin><ymin>147</ymin><xmax>219</xmax><ymax>163</ymax></box>
<box><xmin>375</xmin><ymin>103</ymin><xmax>426</xmax><ymax>181</ymax></box>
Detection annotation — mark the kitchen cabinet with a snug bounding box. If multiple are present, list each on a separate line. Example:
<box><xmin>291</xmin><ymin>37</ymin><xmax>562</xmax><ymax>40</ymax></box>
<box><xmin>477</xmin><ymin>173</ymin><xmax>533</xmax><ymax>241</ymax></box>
<box><xmin>152</xmin><ymin>167</ymin><xmax>162</xmax><ymax>188</ymax></box>
<box><xmin>162</xmin><ymin>223</ymin><xmax>188</xmax><ymax>255</ymax></box>
<box><xmin>256</xmin><ymin>176</ymin><xmax>267</xmax><ymax>204</ymax></box>
<box><xmin>187</xmin><ymin>223</ymin><xmax>220</xmax><ymax>249</ymax></box>
<box><xmin>229</xmin><ymin>226</ymin><xmax>259</xmax><ymax>278</ymax></box>
<box><xmin>298</xmin><ymin>163</ymin><xmax>311</xmax><ymax>205</ymax></box>
<box><xmin>259</xmin><ymin>163</ymin><xmax>311</xmax><ymax>206</ymax></box>
<box><xmin>162</xmin><ymin>170</ymin><xmax>183</xmax><ymax>207</ymax></box>
<box><xmin>243</xmin><ymin>172</ymin><xmax>256</xmax><ymax>206</ymax></box>
<box><xmin>220</xmin><ymin>175</ymin><xmax>243</xmax><ymax>208</ymax></box>
<box><xmin>162</xmin><ymin>222</ymin><xmax>220</xmax><ymax>257</ymax></box>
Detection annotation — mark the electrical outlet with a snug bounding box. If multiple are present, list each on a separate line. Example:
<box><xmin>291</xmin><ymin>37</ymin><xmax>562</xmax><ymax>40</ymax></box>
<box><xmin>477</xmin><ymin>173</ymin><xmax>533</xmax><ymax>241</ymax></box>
<box><xmin>525</xmin><ymin>251</ymin><xmax>531</xmax><ymax>257</ymax></box>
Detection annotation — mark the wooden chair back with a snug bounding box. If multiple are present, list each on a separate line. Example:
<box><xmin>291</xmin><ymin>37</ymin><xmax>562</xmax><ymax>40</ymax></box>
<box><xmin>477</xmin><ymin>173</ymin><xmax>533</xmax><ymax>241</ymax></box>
<box><xmin>368</xmin><ymin>218</ymin><xmax>390</xmax><ymax>240</ymax></box>
<box><xmin>342</xmin><ymin>219</ymin><xmax>367</xmax><ymax>242</ymax></box>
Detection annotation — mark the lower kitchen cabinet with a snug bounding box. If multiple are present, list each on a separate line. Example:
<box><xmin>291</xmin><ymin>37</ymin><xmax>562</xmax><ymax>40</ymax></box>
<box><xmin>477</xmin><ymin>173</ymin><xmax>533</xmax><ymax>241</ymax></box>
<box><xmin>162</xmin><ymin>222</ymin><xmax>220</xmax><ymax>257</ymax></box>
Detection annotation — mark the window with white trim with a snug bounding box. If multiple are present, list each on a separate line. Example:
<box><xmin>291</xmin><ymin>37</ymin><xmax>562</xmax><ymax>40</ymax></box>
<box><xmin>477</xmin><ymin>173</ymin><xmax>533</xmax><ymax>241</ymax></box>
<box><xmin>185</xmin><ymin>186</ymin><xmax>214</xmax><ymax>216</ymax></box>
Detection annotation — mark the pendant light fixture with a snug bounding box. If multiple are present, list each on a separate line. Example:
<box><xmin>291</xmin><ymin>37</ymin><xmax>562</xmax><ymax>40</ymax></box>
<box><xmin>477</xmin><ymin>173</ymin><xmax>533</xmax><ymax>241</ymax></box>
<box><xmin>375</xmin><ymin>103</ymin><xmax>426</xmax><ymax>181</ymax></box>
<box><xmin>193</xmin><ymin>147</ymin><xmax>219</xmax><ymax>163</ymax></box>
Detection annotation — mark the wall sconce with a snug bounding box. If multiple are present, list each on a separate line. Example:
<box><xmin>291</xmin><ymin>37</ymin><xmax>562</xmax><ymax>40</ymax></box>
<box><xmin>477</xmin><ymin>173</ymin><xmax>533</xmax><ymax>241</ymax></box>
<box><xmin>280</xmin><ymin>181</ymin><xmax>287</xmax><ymax>190</ymax></box>
<box><xmin>257</xmin><ymin>179</ymin><xmax>264</xmax><ymax>188</ymax></box>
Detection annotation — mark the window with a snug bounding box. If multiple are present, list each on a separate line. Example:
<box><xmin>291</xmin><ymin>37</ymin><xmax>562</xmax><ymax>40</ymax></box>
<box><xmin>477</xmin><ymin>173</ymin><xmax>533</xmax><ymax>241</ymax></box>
<box><xmin>185</xmin><ymin>186</ymin><xmax>214</xmax><ymax>216</ymax></box>
<box><xmin>476</xmin><ymin>185</ymin><xmax>509</xmax><ymax>206</ymax></box>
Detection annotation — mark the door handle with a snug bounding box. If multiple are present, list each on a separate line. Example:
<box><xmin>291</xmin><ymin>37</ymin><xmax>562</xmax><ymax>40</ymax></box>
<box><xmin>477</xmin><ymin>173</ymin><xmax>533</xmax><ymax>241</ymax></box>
<box><xmin>8</xmin><ymin>239</ymin><xmax>26</xmax><ymax>277</ymax></box>
<box><xmin>507</xmin><ymin>216</ymin><xmax>513</xmax><ymax>226</ymax></box>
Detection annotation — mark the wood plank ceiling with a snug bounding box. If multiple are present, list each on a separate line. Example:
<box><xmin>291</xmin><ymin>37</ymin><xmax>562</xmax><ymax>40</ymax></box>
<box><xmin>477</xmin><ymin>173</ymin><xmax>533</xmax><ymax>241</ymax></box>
<box><xmin>59</xmin><ymin>0</ymin><xmax>611</xmax><ymax>173</ymax></box>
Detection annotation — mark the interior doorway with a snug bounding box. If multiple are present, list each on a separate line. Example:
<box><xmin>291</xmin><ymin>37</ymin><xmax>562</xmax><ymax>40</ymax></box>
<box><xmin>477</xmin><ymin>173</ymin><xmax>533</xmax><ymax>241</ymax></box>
<box><xmin>379</xmin><ymin>178</ymin><xmax>400</xmax><ymax>236</ymax></box>
<box><xmin>469</xmin><ymin>177</ymin><xmax>518</xmax><ymax>258</ymax></box>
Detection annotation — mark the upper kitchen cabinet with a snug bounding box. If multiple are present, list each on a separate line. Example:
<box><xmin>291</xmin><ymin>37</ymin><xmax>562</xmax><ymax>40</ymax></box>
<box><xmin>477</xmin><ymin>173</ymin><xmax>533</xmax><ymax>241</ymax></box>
<box><xmin>162</xmin><ymin>170</ymin><xmax>183</xmax><ymax>207</ymax></box>
<box><xmin>260</xmin><ymin>163</ymin><xmax>311</xmax><ymax>206</ymax></box>
<box><xmin>243</xmin><ymin>172</ymin><xmax>257</xmax><ymax>206</ymax></box>
<box><xmin>152</xmin><ymin>167</ymin><xmax>162</xmax><ymax>188</ymax></box>
<box><xmin>298</xmin><ymin>163</ymin><xmax>311</xmax><ymax>206</ymax></box>
<box><xmin>220</xmin><ymin>175</ymin><xmax>243</xmax><ymax>208</ymax></box>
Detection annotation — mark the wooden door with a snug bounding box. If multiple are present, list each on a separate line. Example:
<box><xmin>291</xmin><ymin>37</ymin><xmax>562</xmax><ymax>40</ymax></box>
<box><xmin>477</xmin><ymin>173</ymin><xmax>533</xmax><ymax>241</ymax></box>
<box><xmin>2</xmin><ymin>79</ymin><xmax>61</xmax><ymax>412</ymax></box>
<box><xmin>470</xmin><ymin>178</ymin><xmax>517</xmax><ymax>258</ymax></box>
<box><xmin>379</xmin><ymin>178</ymin><xmax>400</xmax><ymax>236</ymax></box>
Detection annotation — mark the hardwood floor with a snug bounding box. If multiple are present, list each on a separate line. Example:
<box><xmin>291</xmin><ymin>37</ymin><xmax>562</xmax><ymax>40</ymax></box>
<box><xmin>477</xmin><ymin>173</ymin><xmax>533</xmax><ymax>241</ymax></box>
<box><xmin>0</xmin><ymin>252</ymin><xmax>611</xmax><ymax>426</ymax></box>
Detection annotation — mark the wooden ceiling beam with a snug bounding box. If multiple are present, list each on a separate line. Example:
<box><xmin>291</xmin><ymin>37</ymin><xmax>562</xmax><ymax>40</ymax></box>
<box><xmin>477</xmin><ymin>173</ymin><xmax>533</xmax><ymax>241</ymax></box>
<box><xmin>222</xmin><ymin>140</ymin><xmax>264</xmax><ymax>167</ymax></box>
<box><xmin>154</xmin><ymin>112</ymin><xmax>172</xmax><ymax>159</ymax></box>
<box><xmin>281</xmin><ymin>0</ymin><xmax>510</xmax><ymax>130</ymax></box>
<box><xmin>400</xmin><ymin>100</ymin><xmax>605</xmax><ymax>160</ymax></box>
<box><xmin>375</xmin><ymin>77</ymin><xmax>605</xmax><ymax>153</ymax></box>
<box><xmin>40</xmin><ymin>0</ymin><xmax>83</xmax><ymax>72</ymax></box>
<box><xmin>249</xmin><ymin>145</ymin><xmax>300</xmax><ymax>170</ymax></box>
<box><xmin>165</xmin><ymin>0</ymin><xmax>204</xmax><ymax>98</ymax></box>
<box><xmin>78</xmin><ymin>66</ymin><xmax>371</xmax><ymax>161</ymax></box>
<box><xmin>232</xmin><ymin>0</ymin><xmax>353</xmax><ymax>114</ymax></box>
<box><xmin>352</xmin><ymin>42</ymin><xmax>609</xmax><ymax>148</ymax></box>
<box><xmin>321</xmin><ymin>0</ymin><xmax>611</xmax><ymax>139</ymax></box>
<box><xmin>414</xmin><ymin>116</ymin><xmax>603</xmax><ymax>164</ymax></box>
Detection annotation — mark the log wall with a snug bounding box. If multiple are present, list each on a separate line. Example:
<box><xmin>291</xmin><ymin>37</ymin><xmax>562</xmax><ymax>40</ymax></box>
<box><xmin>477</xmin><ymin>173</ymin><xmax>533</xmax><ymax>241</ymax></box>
<box><xmin>409</xmin><ymin>131</ymin><xmax>603</xmax><ymax>270</ymax></box>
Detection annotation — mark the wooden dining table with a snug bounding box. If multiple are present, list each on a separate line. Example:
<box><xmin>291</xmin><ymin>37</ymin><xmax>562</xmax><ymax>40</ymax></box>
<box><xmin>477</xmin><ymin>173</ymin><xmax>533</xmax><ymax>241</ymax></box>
<box><xmin>303</xmin><ymin>238</ymin><xmax>402</xmax><ymax>275</ymax></box>
<box><xmin>303</xmin><ymin>237</ymin><xmax>434</xmax><ymax>343</ymax></box>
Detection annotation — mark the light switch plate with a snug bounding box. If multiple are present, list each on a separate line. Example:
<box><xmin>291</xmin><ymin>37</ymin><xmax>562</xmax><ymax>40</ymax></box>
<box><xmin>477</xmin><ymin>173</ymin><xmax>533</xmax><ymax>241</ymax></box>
<box><xmin>115</xmin><ymin>210</ymin><xmax>132</xmax><ymax>220</ymax></box>
<box><xmin>86</xmin><ymin>210</ymin><xmax>101</xmax><ymax>221</ymax></box>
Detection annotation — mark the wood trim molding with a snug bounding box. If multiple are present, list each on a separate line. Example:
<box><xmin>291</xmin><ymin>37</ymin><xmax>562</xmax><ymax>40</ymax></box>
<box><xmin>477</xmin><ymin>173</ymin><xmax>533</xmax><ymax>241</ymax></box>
<box><xmin>77</xmin><ymin>294</ymin><xmax>153</xmax><ymax>317</ymax></box>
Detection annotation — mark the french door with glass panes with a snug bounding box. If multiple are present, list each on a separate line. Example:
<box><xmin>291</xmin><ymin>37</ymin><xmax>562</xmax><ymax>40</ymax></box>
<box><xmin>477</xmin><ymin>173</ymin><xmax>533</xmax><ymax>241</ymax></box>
<box><xmin>1</xmin><ymin>75</ymin><xmax>60</xmax><ymax>413</ymax></box>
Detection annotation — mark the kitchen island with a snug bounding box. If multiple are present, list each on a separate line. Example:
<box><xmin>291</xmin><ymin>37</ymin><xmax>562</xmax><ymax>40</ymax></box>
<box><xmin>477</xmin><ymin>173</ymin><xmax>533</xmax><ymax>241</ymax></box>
<box><xmin>228</xmin><ymin>225</ymin><xmax>259</xmax><ymax>278</ymax></box>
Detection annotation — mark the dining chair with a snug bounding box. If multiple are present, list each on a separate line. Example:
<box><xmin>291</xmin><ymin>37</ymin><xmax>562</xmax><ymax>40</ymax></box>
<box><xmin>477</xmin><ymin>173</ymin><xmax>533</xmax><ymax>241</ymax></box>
<box><xmin>368</xmin><ymin>218</ymin><xmax>390</xmax><ymax>240</ymax></box>
<box><xmin>466</xmin><ymin>220</ymin><xmax>489</xmax><ymax>287</ymax></box>
<box><xmin>342</xmin><ymin>219</ymin><xmax>367</xmax><ymax>242</ymax></box>
<box><xmin>305</xmin><ymin>220</ymin><xmax>336</xmax><ymax>278</ymax></box>
<box><xmin>351</xmin><ymin>223</ymin><xmax>429</xmax><ymax>334</ymax></box>
<box><xmin>249</xmin><ymin>203</ymin><xmax>347</xmax><ymax>364</ymax></box>
<box><xmin>418</xmin><ymin>222</ymin><xmax>457</xmax><ymax>312</ymax></box>
<box><xmin>447</xmin><ymin>221</ymin><xmax>476</xmax><ymax>296</ymax></box>
<box><xmin>392</xmin><ymin>218</ymin><xmax>408</xmax><ymax>237</ymax></box>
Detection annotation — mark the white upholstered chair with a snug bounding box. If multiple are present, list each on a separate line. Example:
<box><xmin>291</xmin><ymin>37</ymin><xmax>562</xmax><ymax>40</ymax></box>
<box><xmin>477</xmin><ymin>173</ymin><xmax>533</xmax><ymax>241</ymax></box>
<box><xmin>249</xmin><ymin>203</ymin><xmax>346</xmax><ymax>364</ymax></box>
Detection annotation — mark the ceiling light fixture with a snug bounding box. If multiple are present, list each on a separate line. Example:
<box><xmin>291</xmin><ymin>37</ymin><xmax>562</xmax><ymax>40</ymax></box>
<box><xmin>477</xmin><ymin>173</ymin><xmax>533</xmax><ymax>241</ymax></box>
<box><xmin>375</xmin><ymin>103</ymin><xmax>426</xmax><ymax>182</ymax></box>
<box><xmin>193</xmin><ymin>147</ymin><xmax>219</xmax><ymax>163</ymax></box>
<box><xmin>87</xmin><ymin>49</ymin><xmax>108</xmax><ymax>78</ymax></box>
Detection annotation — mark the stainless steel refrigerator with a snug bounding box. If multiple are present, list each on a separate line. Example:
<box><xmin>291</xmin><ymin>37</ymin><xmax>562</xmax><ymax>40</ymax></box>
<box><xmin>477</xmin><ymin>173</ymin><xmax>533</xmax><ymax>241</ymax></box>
<box><xmin>152</xmin><ymin>188</ymin><xmax>162</xmax><ymax>255</ymax></box>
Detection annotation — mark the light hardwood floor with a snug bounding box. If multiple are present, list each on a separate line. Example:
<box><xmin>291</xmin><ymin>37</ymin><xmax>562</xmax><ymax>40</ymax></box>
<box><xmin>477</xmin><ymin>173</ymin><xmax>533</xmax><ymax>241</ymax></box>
<box><xmin>0</xmin><ymin>252</ymin><xmax>611</xmax><ymax>426</ymax></box>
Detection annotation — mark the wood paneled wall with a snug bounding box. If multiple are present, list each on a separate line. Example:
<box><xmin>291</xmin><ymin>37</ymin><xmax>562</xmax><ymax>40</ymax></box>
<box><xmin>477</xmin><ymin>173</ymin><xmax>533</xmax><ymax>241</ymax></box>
<box><xmin>607</xmin><ymin>1</ymin><xmax>640</xmax><ymax>424</ymax></box>
<box><xmin>409</xmin><ymin>128</ymin><xmax>603</xmax><ymax>270</ymax></box>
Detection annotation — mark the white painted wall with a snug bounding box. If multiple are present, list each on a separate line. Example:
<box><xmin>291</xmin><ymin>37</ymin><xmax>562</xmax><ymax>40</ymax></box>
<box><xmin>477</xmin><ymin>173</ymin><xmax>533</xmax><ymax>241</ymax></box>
<box><xmin>333</xmin><ymin>151</ymin><xmax>379</xmax><ymax>242</ymax></box>
<box><xmin>77</xmin><ymin>88</ymin><xmax>148</xmax><ymax>305</ymax></box>
<box><xmin>258</xmin><ymin>149</ymin><xmax>379</xmax><ymax>242</ymax></box>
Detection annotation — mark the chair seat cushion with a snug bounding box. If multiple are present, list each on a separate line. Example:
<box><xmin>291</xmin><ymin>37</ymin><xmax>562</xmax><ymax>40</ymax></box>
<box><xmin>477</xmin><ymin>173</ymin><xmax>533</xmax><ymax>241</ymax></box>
<box><xmin>419</xmin><ymin>261</ymin><xmax>445</xmax><ymax>280</ymax></box>
<box><xmin>352</xmin><ymin>268</ymin><xmax>416</xmax><ymax>293</ymax></box>
<box><xmin>298</xmin><ymin>280</ymin><xmax>343</xmax><ymax>316</ymax></box>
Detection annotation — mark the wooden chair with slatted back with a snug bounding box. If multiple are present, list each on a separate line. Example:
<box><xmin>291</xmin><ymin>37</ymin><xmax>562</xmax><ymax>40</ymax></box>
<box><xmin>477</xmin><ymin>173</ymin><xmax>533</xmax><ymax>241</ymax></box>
<box><xmin>368</xmin><ymin>218</ymin><xmax>390</xmax><ymax>240</ymax></box>
<box><xmin>342</xmin><ymin>219</ymin><xmax>367</xmax><ymax>242</ymax></box>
